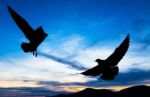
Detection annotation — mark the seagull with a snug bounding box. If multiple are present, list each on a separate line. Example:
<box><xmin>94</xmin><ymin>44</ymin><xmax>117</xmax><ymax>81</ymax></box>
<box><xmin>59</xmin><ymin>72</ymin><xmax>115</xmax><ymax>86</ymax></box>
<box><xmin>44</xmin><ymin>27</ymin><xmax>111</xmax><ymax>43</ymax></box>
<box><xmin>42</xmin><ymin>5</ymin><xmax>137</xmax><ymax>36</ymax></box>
<box><xmin>81</xmin><ymin>34</ymin><xmax>130</xmax><ymax>80</ymax></box>
<box><xmin>8</xmin><ymin>6</ymin><xmax>48</xmax><ymax>57</ymax></box>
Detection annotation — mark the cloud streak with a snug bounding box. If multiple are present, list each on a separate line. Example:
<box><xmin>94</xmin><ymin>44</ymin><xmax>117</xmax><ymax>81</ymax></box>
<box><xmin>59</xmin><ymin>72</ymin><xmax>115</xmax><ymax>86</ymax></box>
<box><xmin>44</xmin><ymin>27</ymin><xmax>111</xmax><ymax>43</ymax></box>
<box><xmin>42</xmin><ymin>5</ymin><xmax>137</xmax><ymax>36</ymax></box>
<box><xmin>38</xmin><ymin>69</ymin><xmax>150</xmax><ymax>89</ymax></box>
<box><xmin>38</xmin><ymin>51</ymin><xmax>87</xmax><ymax>70</ymax></box>
<box><xmin>0</xmin><ymin>34</ymin><xmax>150</xmax><ymax>92</ymax></box>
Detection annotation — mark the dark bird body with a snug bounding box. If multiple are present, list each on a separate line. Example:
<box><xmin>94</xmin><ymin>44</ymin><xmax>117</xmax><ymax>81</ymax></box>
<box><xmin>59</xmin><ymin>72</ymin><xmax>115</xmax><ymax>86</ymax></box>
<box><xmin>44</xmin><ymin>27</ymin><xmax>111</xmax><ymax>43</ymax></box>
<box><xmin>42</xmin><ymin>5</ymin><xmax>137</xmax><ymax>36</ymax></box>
<box><xmin>8</xmin><ymin>6</ymin><xmax>48</xmax><ymax>57</ymax></box>
<box><xmin>81</xmin><ymin>34</ymin><xmax>130</xmax><ymax>80</ymax></box>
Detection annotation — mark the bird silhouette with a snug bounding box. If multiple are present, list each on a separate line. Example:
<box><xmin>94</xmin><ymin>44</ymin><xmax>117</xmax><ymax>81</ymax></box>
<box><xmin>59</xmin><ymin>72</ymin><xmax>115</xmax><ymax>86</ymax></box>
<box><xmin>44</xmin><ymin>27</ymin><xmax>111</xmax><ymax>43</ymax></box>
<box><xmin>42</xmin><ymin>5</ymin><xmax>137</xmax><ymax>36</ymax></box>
<box><xmin>81</xmin><ymin>34</ymin><xmax>130</xmax><ymax>80</ymax></box>
<box><xmin>8</xmin><ymin>6</ymin><xmax>48</xmax><ymax>57</ymax></box>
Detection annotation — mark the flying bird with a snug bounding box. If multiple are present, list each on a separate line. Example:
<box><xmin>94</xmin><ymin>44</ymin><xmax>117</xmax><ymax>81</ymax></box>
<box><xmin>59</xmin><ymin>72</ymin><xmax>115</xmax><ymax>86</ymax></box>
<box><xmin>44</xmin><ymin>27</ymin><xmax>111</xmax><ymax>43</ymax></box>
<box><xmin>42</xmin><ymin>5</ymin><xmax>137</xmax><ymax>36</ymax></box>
<box><xmin>8</xmin><ymin>6</ymin><xmax>48</xmax><ymax>57</ymax></box>
<box><xmin>81</xmin><ymin>34</ymin><xmax>130</xmax><ymax>80</ymax></box>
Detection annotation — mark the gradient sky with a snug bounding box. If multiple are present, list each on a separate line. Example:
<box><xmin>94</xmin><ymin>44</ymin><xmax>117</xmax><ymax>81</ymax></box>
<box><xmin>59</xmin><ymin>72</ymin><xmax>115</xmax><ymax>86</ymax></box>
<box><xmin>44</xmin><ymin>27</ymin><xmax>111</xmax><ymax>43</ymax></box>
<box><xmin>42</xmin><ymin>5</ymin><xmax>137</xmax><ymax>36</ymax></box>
<box><xmin>0</xmin><ymin>0</ymin><xmax>150</xmax><ymax>92</ymax></box>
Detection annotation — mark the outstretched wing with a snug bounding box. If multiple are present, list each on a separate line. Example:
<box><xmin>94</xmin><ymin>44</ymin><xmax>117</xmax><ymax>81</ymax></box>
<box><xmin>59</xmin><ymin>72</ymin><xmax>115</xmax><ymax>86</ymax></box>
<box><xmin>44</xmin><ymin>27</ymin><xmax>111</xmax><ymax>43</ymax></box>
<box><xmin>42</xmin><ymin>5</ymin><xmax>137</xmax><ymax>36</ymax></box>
<box><xmin>81</xmin><ymin>65</ymin><xmax>101</xmax><ymax>76</ymax></box>
<box><xmin>105</xmin><ymin>34</ymin><xmax>130</xmax><ymax>67</ymax></box>
<box><xmin>8</xmin><ymin>6</ymin><xmax>34</xmax><ymax>42</ymax></box>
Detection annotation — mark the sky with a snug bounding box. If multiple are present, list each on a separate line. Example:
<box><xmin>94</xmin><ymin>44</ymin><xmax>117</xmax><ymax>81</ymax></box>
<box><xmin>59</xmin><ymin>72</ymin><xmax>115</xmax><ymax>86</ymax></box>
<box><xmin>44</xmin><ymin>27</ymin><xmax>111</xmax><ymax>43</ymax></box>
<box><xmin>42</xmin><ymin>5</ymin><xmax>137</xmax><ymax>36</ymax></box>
<box><xmin>0</xmin><ymin>0</ymin><xmax>150</xmax><ymax>93</ymax></box>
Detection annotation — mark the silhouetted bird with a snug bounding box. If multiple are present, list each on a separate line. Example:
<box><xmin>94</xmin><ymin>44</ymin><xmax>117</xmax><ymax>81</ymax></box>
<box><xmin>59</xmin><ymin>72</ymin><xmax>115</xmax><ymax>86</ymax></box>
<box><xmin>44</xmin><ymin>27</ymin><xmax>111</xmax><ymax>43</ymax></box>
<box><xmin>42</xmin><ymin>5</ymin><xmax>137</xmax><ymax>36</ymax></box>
<box><xmin>81</xmin><ymin>34</ymin><xmax>130</xmax><ymax>80</ymax></box>
<box><xmin>8</xmin><ymin>6</ymin><xmax>48</xmax><ymax>57</ymax></box>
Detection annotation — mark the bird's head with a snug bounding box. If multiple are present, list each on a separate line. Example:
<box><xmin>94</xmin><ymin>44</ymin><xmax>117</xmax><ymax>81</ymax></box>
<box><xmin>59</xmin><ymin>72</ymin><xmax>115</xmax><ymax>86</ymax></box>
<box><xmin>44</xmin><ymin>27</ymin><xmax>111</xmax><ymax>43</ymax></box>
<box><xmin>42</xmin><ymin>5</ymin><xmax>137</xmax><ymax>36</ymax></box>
<box><xmin>95</xmin><ymin>59</ymin><xmax>103</xmax><ymax>63</ymax></box>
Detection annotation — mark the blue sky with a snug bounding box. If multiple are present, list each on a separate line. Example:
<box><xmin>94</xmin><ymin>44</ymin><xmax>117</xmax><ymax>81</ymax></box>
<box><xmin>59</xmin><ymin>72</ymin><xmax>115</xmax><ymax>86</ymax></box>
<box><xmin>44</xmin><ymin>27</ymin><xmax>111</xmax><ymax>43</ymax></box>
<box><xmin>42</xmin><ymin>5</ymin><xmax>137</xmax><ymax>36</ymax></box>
<box><xmin>0</xmin><ymin>0</ymin><xmax>150</xmax><ymax>92</ymax></box>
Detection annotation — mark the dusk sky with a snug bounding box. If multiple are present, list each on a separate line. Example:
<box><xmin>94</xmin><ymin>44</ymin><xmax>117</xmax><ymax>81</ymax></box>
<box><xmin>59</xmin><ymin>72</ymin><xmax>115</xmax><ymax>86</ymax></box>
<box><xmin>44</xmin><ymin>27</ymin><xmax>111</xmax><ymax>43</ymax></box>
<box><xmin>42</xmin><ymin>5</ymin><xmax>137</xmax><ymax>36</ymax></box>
<box><xmin>0</xmin><ymin>0</ymin><xmax>150</xmax><ymax>92</ymax></box>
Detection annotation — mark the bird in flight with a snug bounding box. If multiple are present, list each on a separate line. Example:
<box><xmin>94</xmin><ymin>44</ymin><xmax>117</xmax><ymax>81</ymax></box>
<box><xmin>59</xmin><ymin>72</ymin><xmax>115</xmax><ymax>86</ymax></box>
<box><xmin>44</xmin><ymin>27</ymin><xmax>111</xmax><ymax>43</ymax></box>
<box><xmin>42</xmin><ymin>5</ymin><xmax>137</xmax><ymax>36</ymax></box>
<box><xmin>81</xmin><ymin>34</ymin><xmax>130</xmax><ymax>80</ymax></box>
<box><xmin>8</xmin><ymin>6</ymin><xmax>48</xmax><ymax>57</ymax></box>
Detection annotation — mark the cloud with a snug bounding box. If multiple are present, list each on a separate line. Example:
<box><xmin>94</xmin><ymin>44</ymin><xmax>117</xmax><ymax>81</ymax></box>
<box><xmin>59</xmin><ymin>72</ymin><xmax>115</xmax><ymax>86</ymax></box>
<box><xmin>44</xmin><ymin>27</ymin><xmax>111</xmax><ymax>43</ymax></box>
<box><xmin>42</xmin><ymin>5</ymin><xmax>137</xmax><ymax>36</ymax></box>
<box><xmin>38</xmin><ymin>52</ymin><xmax>87</xmax><ymax>70</ymax></box>
<box><xmin>0</xmin><ymin>86</ymin><xmax>62</xmax><ymax>96</ymax></box>
<box><xmin>37</xmin><ymin>71</ymin><xmax>150</xmax><ymax>93</ymax></box>
<box><xmin>36</xmin><ymin>34</ymin><xmax>150</xmax><ymax>91</ymax></box>
<box><xmin>0</xmin><ymin>80</ymin><xmax>38</xmax><ymax>87</ymax></box>
<box><xmin>0</xmin><ymin>34</ymin><xmax>150</xmax><ymax>92</ymax></box>
<box><xmin>0</xmin><ymin>56</ymin><xmax>92</xmax><ymax>83</ymax></box>
<box><xmin>37</xmin><ymin>69</ymin><xmax>150</xmax><ymax>90</ymax></box>
<box><xmin>69</xmin><ymin>43</ymin><xmax>150</xmax><ymax>72</ymax></box>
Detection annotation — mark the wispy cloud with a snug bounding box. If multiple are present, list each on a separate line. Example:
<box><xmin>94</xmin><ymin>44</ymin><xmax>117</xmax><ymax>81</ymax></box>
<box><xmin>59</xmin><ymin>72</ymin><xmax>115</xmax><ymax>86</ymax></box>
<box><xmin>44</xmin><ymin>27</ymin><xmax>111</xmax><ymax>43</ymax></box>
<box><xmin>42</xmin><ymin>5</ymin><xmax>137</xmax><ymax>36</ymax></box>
<box><xmin>37</xmin><ymin>69</ymin><xmax>150</xmax><ymax>92</ymax></box>
<box><xmin>0</xmin><ymin>34</ymin><xmax>150</xmax><ymax>92</ymax></box>
<box><xmin>38</xmin><ymin>52</ymin><xmax>87</xmax><ymax>70</ymax></box>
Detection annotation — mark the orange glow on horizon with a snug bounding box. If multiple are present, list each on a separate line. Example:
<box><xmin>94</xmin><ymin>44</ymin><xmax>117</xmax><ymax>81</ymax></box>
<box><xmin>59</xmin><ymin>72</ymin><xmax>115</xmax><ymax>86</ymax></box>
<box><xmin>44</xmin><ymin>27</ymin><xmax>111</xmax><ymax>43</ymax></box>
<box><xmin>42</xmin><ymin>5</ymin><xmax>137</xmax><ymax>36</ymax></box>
<box><xmin>0</xmin><ymin>80</ymin><xmax>149</xmax><ymax>93</ymax></box>
<box><xmin>0</xmin><ymin>80</ymin><xmax>39</xmax><ymax>88</ymax></box>
<box><xmin>60</xmin><ymin>86</ymin><xmax>128</xmax><ymax>92</ymax></box>
<box><xmin>59</xmin><ymin>84</ymin><xmax>150</xmax><ymax>92</ymax></box>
